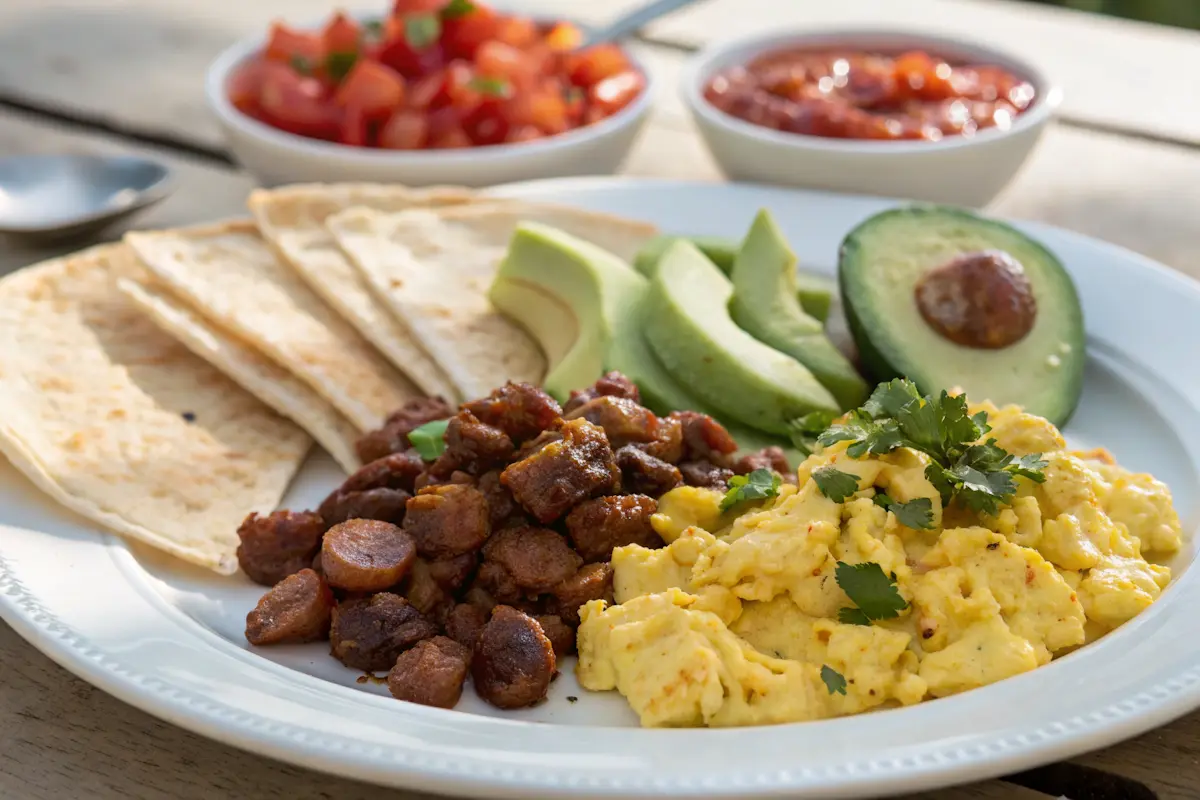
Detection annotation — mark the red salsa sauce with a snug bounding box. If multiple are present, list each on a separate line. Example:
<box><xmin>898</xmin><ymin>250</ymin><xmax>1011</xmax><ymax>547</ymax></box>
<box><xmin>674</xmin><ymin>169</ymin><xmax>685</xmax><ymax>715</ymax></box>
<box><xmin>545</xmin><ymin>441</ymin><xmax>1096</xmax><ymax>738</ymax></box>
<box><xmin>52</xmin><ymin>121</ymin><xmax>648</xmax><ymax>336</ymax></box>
<box><xmin>704</xmin><ymin>48</ymin><xmax>1036</xmax><ymax>142</ymax></box>
<box><xmin>227</xmin><ymin>0</ymin><xmax>645</xmax><ymax>150</ymax></box>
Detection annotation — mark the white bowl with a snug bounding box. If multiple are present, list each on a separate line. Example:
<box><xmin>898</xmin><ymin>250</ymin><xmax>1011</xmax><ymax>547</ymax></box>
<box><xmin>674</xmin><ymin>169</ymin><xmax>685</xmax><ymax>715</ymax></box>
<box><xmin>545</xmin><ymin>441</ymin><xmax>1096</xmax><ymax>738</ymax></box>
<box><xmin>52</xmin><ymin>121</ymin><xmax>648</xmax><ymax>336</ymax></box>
<box><xmin>205</xmin><ymin>28</ymin><xmax>654</xmax><ymax>188</ymax></box>
<box><xmin>681</xmin><ymin>28</ymin><xmax>1061</xmax><ymax>207</ymax></box>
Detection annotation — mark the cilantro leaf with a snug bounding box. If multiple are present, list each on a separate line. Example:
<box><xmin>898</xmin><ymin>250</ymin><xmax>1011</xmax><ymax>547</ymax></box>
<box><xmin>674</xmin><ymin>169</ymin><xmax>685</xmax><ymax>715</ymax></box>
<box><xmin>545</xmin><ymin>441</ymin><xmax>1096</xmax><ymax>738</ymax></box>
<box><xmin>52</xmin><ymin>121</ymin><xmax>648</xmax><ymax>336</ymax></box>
<box><xmin>326</xmin><ymin>50</ymin><xmax>358</xmax><ymax>82</ymax></box>
<box><xmin>290</xmin><ymin>54</ymin><xmax>314</xmax><ymax>75</ymax></box>
<box><xmin>820</xmin><ymin>665</ymin><xmax>847</xmax><ymax>696</ymax></box>
<box><xmin>837</xmin><ymin>607</ymin><xmax>871</xmax><ymax>626</ymax></box>
<box><xmin>441</xmin><ymin>0</ymin><xmax>477</xmax><ymax>18</ymax></box>
<box><xmin>835</xmin><ymin>561</ymin><xmax>907</xmax><ymax>623</ymax></box>
<box><xmin>468</xmin><ymin>75</ymin><xmax>513</xmax><ymax>98</ymax></box>
<box><xmin>873</xmin><ymin>493</ymin><xmax>934</xmax><ymax>529</ymax></box>
<box><xmin>719</xmin><ymin>468</ymin><xmax>782</xmax><ymax>512</ymax></box>
<box><xmin>862</xmin><ymin>378</ymin><xmax>921</xmax><ymax>419</ymax></box>
<box><xmin>812</xmin><ymin>466</ymin><xmax>859</xmax><ymax>502</ymax></box>
<box><xmin>407</xmin><ymin>419</ymin><xmax>449</xmax><ymax>461</ymax></box>
<box><xmin>818</xmin><ymin>410</ymin><xmax>902</xmax><ymax>458</ymax></box>
<box><xmin>1010</xmin><ymin>453</ymin><xmax>1049</xmax><ymax>482</ymax></box>
<box><xmin>787</xmin><ymin>409</ymin><xmax>838</xmax><ymax>455</ymax></box>
<box><xmin>404</xmin><ymin>14</ymin><xmax>441</xmax><ymax>49</ymax></box>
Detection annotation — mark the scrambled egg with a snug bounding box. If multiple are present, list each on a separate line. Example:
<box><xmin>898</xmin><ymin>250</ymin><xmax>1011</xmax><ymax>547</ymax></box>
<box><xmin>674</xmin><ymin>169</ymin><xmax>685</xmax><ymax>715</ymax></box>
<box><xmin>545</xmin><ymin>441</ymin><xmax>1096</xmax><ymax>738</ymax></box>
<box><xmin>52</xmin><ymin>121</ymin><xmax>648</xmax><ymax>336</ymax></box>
<box><xmin>576</xmin><ymin>401</ymin><xmax>1182</xmax><ymax>728</ymax></box>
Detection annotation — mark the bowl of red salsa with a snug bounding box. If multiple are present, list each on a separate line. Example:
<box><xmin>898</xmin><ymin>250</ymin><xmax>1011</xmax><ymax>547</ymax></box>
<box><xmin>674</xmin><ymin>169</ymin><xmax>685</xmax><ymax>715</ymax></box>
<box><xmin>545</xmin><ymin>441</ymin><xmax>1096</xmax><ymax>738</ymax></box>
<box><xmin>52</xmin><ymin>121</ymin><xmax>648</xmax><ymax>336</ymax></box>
<box><xmin>681</xmin><ymin>29</ymin><xmax>1060</xmax><ymax>207</ymax></box>
<box><xmin>206</xmin><ymin>0</ymin><xmax>652</xmax><ymax>186</ymax></box>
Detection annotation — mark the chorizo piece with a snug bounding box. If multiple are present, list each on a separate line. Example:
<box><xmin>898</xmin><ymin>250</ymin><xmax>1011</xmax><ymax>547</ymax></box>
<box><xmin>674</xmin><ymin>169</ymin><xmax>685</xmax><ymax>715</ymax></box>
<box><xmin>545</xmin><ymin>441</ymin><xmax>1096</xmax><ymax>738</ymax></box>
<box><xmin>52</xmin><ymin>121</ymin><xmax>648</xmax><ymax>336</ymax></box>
<box><xmin>482</xmin><ymin>526</ymin><xmax>582</xmax><ymax>594</ymax></box>
<box><xmin>472</xmin><ymin>605</ymin><xmax>556</xmax><ymax>709</ymax></box>
<box><xmin>329</xmin><ymin>593</ymin><xmax>439</xmax><ymax>672</ymax></box>
<box><xmin>565</xmin><ymin>495</ymin><xmax>660</xmax><ymax>563</ymax></box>
<box><xmin>321</xmin><ymin>519</ymin><xmax>416</xmax><ymax>593</ymax></box>
<box><xmin>501</xmin><ymin>418</ymin><xmax>620</xmax><ymax>524</ymax></box>
<box><xmin>388</xmin><ymin>636</ymin><xmax>472</xmax><ymax>709</ymax></box>
<box><xmin>236</xmin><ymin>510</ymin><xmax>325</xmax><ymax>587</ymax></box>
<box><xmin>403</xmin><ymin>484</ymin><xmax>491</xmax><ymax>558</ymax></box>
<box><xmin>551</xmin><ymin>562</ymin><xmax>615</xmax><ymax>627</ymax></box>
<box><xmin>245</xmin><ymin>569</ymin><xmax>334</xmax><ymax>646</ymax></box>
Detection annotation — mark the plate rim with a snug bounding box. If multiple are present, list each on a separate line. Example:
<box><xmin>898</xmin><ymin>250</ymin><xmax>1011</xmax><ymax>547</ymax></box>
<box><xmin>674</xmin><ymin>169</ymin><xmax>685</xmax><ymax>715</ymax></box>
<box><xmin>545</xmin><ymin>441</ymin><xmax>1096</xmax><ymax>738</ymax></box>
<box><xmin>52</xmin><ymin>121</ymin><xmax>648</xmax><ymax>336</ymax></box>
<box><xmin>4</xmin><ymin>176</ymin><xmax>1200</xmax><ymax>799</ymax></box>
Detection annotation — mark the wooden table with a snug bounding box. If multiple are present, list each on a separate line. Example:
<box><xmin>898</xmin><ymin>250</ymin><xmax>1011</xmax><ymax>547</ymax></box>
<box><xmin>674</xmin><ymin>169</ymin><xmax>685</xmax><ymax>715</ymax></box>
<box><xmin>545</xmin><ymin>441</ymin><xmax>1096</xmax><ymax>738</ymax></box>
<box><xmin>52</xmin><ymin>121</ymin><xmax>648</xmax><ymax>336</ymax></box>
<box><xmin>1</xmin><ymin>1</ymin><xmax>1198</xmax><ymax>797</ymax></box>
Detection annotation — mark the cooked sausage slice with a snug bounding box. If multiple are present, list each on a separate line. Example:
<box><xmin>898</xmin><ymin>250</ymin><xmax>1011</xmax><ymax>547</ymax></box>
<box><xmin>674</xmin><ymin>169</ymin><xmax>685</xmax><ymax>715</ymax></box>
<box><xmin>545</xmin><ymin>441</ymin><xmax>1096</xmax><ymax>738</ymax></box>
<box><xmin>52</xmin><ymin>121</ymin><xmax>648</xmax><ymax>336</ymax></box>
<box><xmin>329</xmin><ymin>593</ymin><xmax>439</xmax><ymax>672</ymax></box>
<box><xmin>245</xmin><ymin>569</ymin><xmax>334</xmax><ymax>646</ymax></box>
<box><xmin>355</xmin><ymin>397</ymin><xmax>454</xmax><ymax>463</ymax></box>
<box><xmin>464</xmin><ymin>382</ymin><xmax>563</xmax><ymax>443</ymax></box>
<box><xmin>444</xmin><ymin>410</ymin><xmax>515</xmax><ymax>474</ymax></box>
<box><xmin>321</xmin><ymin>519</ymin><xmax>416</xmax><ymax>593</ymax></box>
<box><xmin>444</xmin><ymin>603</ymin><xmax>489</xmax><ymax>651</ymax></box>
<box><xmin>670</xmin><ymin>410</ymin><xmax>738</xmax><ymax>466</ymax></box>
<box><xmin>564</xmin><ymin>371</ymin><xmax>641</xmax><ymax>413</ymax></box>
<box><xmin>679</xmin><ymin>460</ymin><xmax>734</xmax><ymax>489</ymax></box>
<box><xmin>427</xmin><ymin>552</ymin><xmax>478</xmax><ymax>593</ymax></box>
<box><xmin>403</xmin><ymin>484</ymin><xmax>491</xmax><ymax>558</ymax></box>
<box><xmin>565</xmin><ymin>396</ymin><xmax>659</xmax><ymax>449</ymax></box>
<box><xmin>534</xmin><ymin>614</ymin><xmax>576</xmax><ymax>658</ymax></box>
<box><xmin>319</xmin><ymin>487</ymin><xmax>411</xmax><ymax>528</ymax></box>
<box><xmin>551</xmin><ymin>562</ymin><xmax>615</xmax><ymax>626</ymax></box>
<box><xmin>501</xmin><ymin>418</ymin><xmax>620</xmax><ymax>523</ymax></box>
<box><xmin>236</xmin><ymin>510</ymin><xmax>326</xmax><ymax>587</ymax></box>
<box><xmin>473</xmin><ymin>605</ymin><xmax>556</xmax><ymax>709</ymax></box>
<box><xmin>472</xmin><ymin>560</ymin><xmax>523</xmax><ymax>605</ymax></box>
<box><xmin>387</xmin><ymin>636</ymin><xmax>472</xmax><ymax>709</ymax></box>
<box><xmin>616</xmin><ymin>445</ymin><xmax>682</xmax><ymax>496</ymax></box>
<box><xmin>482</xmin><ymin>527</ymin><xmax>582</xmax><ymax>593</ymax></box>
<box><xmin>401</xmin><ymin>559</ymin><xmax>453</xmax><ymax>624</ymax></box>
<box><xmin>342</xmin><ymin>451</ymin><xmax>427</xmax><ymax>494</ymax></box>
<box><xmin>565</xmin><ymin>495</ymin><xmax>660</xmax><ymax>563</ymax></box>
<box><xmin>478</xmin><ymin>469</ymin><xmax>518</xmax><ymax>528</ymax></box>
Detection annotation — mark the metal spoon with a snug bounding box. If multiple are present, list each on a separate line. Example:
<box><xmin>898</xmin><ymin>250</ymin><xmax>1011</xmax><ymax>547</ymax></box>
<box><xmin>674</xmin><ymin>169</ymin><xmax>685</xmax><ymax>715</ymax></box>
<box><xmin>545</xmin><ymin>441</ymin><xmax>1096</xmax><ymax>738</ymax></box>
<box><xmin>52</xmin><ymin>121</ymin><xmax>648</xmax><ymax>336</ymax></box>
<box><xmin>0</xmin><ymin>154</ymin><xmax>172</xmax><ymax>245</ymax></box>
<box><xmin>581</xmin><ymin>0</ymin><xmax>704</xmax><ymax>47</ymax></box>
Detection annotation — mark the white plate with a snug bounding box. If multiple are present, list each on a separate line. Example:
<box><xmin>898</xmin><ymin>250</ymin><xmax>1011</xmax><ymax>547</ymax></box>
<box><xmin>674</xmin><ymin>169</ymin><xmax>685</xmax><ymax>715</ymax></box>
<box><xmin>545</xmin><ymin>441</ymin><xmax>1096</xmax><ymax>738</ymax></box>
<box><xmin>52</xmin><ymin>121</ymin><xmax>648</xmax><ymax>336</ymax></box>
<box><xmin>2</xmin><ymin>178</ymin><xmax>1199</xmax><ymax>799</ymax></box>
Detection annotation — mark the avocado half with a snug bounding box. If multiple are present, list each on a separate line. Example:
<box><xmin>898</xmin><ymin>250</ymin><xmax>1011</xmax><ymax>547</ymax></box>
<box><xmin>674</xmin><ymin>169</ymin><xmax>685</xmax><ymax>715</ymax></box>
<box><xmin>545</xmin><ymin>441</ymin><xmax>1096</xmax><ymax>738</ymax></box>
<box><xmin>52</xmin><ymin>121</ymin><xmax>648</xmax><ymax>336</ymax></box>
<box><xmin>839</xmin><ymin>206</ymin><xmax>1085</xmax><ymax>426</ymax></box>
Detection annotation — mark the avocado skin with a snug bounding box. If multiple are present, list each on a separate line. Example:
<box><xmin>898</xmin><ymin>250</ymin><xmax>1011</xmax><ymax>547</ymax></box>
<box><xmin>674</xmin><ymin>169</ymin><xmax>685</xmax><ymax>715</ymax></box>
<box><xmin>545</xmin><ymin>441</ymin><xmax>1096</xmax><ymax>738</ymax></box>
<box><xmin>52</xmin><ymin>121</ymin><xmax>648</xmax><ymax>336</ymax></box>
<box><xmin>635</xmin><ymin>233</ymin><xmax>833</xmax><ymax>323</ymax></box>
<box><xmin>839</xmin><ymin>205</ymin><xmax>1085</xmax><ymax>427</ymax></box>
<box><xmin>730</xmin><ymin>210</ymin><xmax>868</xmax><ymax>410</ymax></box>
<box><xmin>644</xmin><ymin>240</ymin><xmax>839</xmax><ymax>435</ymax></box>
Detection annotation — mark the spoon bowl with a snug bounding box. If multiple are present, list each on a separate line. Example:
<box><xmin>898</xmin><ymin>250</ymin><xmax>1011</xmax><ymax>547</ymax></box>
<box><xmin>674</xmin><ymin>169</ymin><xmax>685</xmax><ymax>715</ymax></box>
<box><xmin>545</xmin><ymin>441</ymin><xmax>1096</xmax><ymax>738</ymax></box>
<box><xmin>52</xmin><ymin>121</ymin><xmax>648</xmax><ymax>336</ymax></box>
<box><xmin>0</xmin><ymin>154</ymin><xmax>172</xmax><ymax>244</ymax></box>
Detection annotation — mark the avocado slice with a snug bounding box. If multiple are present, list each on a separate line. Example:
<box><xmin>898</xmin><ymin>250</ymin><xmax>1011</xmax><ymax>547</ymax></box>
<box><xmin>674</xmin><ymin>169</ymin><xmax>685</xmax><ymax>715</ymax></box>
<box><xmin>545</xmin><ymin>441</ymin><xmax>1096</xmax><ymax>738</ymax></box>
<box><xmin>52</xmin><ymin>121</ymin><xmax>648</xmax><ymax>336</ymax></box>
<box><xmin>644</xmin><ymin>240</ymin><xmax>839</xmax><ymax>435</ymax></box>
<box><xmin>635</xmin><ymin>232</ymin><xmax>834</xmax><ymax>323</ymax></box>
<box><xmin>490</xmin><ymin>222</ymin><xmax>713</xmax><ymax>414</ymax></box>
<box><xmin>839</xmin><ymin>206</ymin><xmax>1085</xmax><ymax>426</ymax></box>
<box><xmin>729</xmin><ymin>210</ymin><xmax>868</xmax><ymax>410</ymax></box>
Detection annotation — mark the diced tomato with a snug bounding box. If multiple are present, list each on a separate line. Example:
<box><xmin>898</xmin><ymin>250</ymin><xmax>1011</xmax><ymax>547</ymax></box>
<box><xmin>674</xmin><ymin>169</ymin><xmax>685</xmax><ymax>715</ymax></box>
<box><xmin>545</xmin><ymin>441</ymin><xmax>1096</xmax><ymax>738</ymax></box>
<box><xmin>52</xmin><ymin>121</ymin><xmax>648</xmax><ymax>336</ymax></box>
<box><xmin>322</xmin><ymin>12</ymin><xmax>362</xmax><ymax>55</ymax></box>
<box><xmin>444</xmin><ymin>60</ymin><xmax>483</xmax><ymax>111</ymax></box>
<box><xmin>493</xmin><ymin>16</ymin><xmax>538</xmax><ymax>49</ymax></box>
<box><xmin>378</xmin><ymin>33</ymin><xmax>446</xmax><ymax>79</ymax></box>
<box><xmin>506</xmin><ymin>124</ymin><xmax>543</xmax><ymax>143</ymax></box>
<box><xmin>335</xmin><ymin>60</ymin><xmax>406</xmax><ymax>116</ymax></box>
<box><xmin>528</xmin><ymin>89</ymin><xmax>568</xmax><ymax>134</ymax></box>
<box><xmin>544</xmin><ymin>22</ymin><xmax>583</xmax><ymax>52</ymax></box>
<box><xmin>588</xmin><ymin>70</ymin><xmax>644</xmax><ymax>117</ymax></box>
<box><xmin>441</xmin><ymin>6</ymin><xmax>500</xmax><ymax>60</ymax></box>
<box><xmin>258</xmin><ymin>62</ymin><xmax>341</xmax><ymax>139</ymax></box>
<box><xmin>408</xmin><ymin>70</ymin><xmax>449</xmax><ymax>109</ymax></box>
<box><xmin>228</xmin><ymin>60</ymin><xmax>269</xmax><ymax>114</ymax></box>
<box><xmin>379</xmin><ymin>110</ymin><xmax>429</xmax><ymax>148</ymax></box>
<box><xmin>567</xmin><ymin>44</ymin><xmax>629</xmax><ymax>87</ymax></box>
<box><xmin>474</xmin><ymin>41</ymin><xmax>537</xmax><ymax>89</ymax></box>
<box><xmin>339</xmin><ymin>103</ymin><xmax>370</xmax><ymax>146</ymax></box>
<box><xmin>462</xmin><ymin>99</ymin><xmax>510</xmax><ymax>145</ymax></box>
<box><xmin>264</xmin><ymin>22</ymin><xmax>324</xmax><ymax>68</ymax></box>
<box><xmin>430</xmin><ymin>125</ymin><xmax>472</xmax><ymax>148</ymax></box>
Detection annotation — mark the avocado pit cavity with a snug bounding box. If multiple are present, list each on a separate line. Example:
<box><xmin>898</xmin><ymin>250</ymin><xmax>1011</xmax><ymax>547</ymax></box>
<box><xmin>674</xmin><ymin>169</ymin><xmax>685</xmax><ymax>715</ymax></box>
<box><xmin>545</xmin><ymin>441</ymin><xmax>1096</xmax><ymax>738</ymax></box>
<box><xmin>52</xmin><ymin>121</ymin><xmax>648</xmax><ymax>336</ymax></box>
<box><xmin>914</xmin><ymin>250</ymin><xmax>1037</xmax><ymax>349</ymax></box>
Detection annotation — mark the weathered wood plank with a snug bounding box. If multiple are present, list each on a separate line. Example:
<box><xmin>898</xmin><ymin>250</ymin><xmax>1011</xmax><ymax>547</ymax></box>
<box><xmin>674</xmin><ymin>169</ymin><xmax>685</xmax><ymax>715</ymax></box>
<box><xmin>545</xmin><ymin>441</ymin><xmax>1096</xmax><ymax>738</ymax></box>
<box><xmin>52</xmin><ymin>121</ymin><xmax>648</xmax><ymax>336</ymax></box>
<box><xmin>643</xmin><ymin>0</ymin><xmax>1200</xmax><ymax>145</ymax></box>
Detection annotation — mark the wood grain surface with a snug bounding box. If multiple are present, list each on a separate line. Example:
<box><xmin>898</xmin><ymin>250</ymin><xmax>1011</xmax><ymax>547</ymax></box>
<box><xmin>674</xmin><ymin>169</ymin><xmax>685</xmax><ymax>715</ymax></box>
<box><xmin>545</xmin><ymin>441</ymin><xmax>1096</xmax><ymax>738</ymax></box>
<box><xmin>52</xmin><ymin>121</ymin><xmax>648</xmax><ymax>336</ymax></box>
<box><xmin>1</xmin><ymin>1</ymin><xmax>1199</xmax><ymax>798</ymax></box>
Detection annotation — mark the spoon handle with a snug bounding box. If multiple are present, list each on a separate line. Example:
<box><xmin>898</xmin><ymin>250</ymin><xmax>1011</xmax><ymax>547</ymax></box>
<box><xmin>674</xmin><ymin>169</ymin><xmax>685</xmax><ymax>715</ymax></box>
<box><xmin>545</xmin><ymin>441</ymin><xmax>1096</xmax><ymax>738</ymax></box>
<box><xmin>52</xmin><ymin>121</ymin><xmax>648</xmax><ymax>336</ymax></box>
<box><xmin>582</xmin><ymin>0</ymin><xmax>705</xmax><ymax>46</ymax></box>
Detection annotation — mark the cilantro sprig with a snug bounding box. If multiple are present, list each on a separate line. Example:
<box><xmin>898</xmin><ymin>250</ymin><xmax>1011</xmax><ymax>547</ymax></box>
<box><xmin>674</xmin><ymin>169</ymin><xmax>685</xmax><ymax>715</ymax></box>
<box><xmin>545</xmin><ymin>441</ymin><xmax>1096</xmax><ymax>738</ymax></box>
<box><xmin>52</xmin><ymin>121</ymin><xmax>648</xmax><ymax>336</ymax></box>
<box><xmin>719</xmin><ymin>468</ymin><xmax>781</xmax><ymax>512</ymax></box>
<box><xmin>820</xmin><ymin>665</ymin><xmax>847</xmax><ymax>696</ymax></box>
<box><xmin>873</xmin><ymin>493</ymin><xmax>934</xmax><ymax>530</ymax></box>
<box><xmin>818</xmin><ymin>379</ymin><xmax>1047</xmax><ymax>515</ymax></box>
<box><xmin>408</xmin><ymin>419</ymin><xmax>450</xmax><ymax>461</ymax></box>
<box><xmin>812</xmin><ymin>466</ymin><xmax>859</xmax><ymax>502</ymax></box>
<box><xmin>787</xmin><ymin>409</ymin><xmax>838</xmax><ymax>456</ymax></box>
<box><xmin>835</xmin><ymin>561</ymin><xmax>907</xmax><ymax>625</ymax></box>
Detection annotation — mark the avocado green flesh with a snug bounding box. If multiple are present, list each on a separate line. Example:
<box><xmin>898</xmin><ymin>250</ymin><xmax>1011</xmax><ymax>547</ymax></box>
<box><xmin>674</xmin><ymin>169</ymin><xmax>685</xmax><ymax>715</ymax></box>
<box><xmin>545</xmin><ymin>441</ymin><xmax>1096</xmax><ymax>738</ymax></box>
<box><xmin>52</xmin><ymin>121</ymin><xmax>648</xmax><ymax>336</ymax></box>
<box><xmin>635</xmin><ymin>233</ymin><xmax>834</xmax><ymax>323</ymax></box>
<box><xmin>644</xmin><ymin>240</ymin><xmax>839</xmax><ymax>435</ymax></box>
<box><xmin>839</xmin><ymin>206</ymin><xmax>1085</xmax><ymax>426</ymax></box>
<box><xmin>730</xmin><ymin>210</ymin><xmax>868</xmax><ymax>411</ymax></box>
<box><xmin>489</xmin><ymin>222</ymin><xmax>716</xmax><ymax>416</ymax></box>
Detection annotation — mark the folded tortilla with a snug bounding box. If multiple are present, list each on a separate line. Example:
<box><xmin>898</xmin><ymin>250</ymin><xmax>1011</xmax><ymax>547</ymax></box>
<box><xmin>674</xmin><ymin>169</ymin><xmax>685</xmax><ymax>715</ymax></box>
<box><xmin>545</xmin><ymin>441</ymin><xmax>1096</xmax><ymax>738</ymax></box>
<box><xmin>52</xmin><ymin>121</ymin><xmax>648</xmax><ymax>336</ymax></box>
<box><xmin>0</xmin><ymin>245</ymin><xmax>311</xmax><ymax>575</ymax></box>
<box><xmin>118</xmin><ymin>276</ymin><xmax>361</xmax><ymax>474</ymax></box>
<box><xmin>327</xmin><ymin>202</ymin><xmax>657</xmax><ymax>400</ymax></box>
<box><xmin>125</xmin><ymin>220</ymin><xmax>420</xmax><ymax>432</ymax></box>
<box><xmin>249</xmin><ymin>183</ymin><xmax>471</xmax><ymax>404</ymax></box>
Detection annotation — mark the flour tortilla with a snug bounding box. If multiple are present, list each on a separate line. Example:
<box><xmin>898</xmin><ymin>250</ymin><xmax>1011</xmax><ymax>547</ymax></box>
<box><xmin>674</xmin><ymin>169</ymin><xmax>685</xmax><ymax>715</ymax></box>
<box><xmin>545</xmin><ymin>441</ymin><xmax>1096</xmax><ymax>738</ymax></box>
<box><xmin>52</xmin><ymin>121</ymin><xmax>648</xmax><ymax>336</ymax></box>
<box><xmin>118</xmin><ymin>276</ymin><xmax>361</xmax><ymax>474</ymax></box>
<box><xmin>327</xmin><ymin>202</ymin><xmax>657</xmax><ymax>400</ymax></box>
<box><xmin>125</xmin><ymin>220</ymin><xmax>420</xmax><ymax>432</ymax></box>
<box><xmin>0</xmin><ymin>245</ymin><xmax>311</xmax><ymax>575</ymax></box>
<box><xmin>249</xmin><ymin>183</ymin><xmax>471</xmax><ymax>404</ymax></box>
